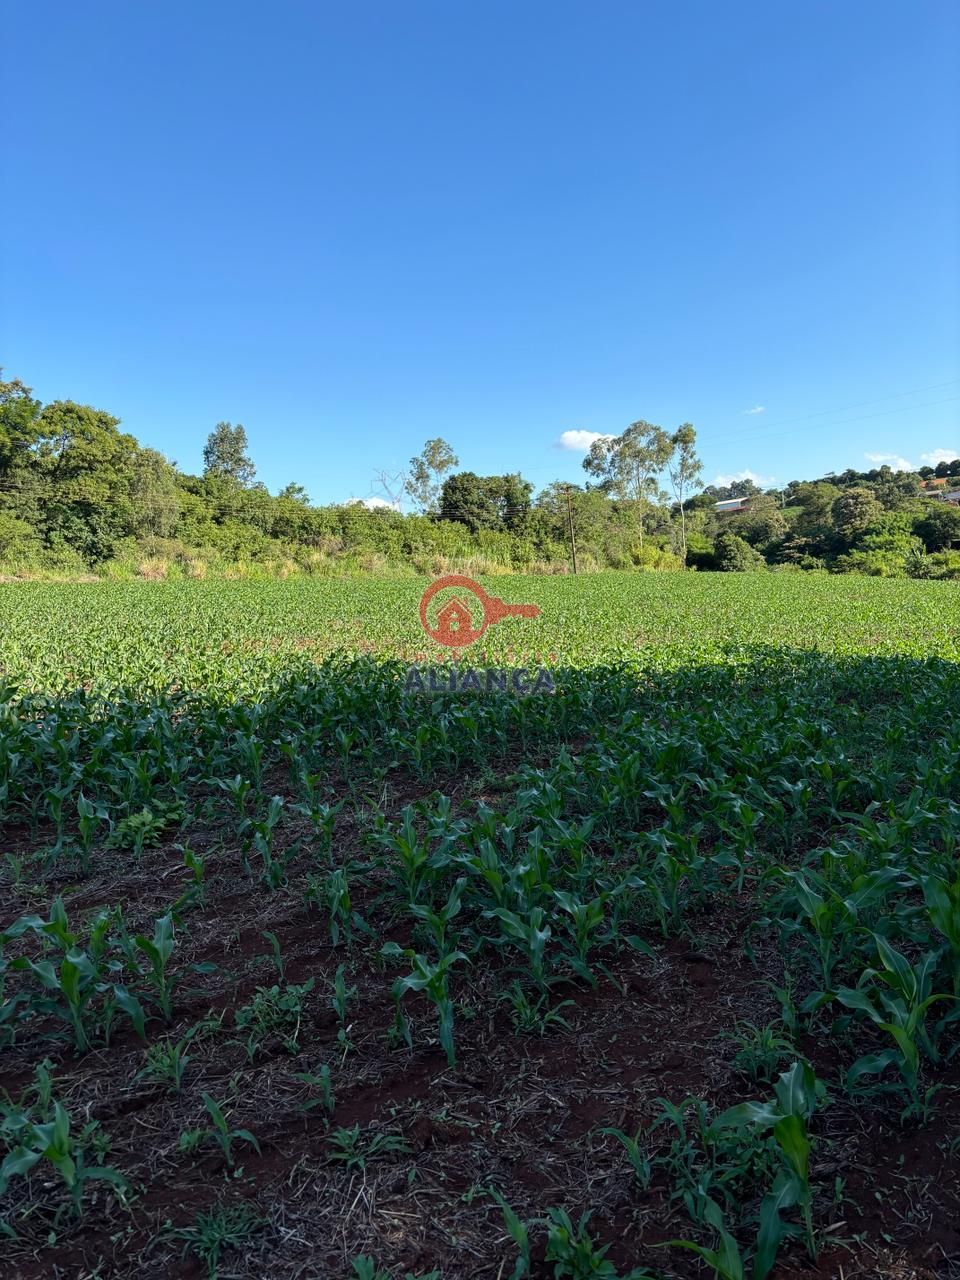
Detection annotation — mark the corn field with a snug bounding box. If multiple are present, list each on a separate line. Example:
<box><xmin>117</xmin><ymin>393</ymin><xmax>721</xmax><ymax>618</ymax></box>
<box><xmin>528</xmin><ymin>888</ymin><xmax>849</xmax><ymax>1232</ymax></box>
<box><xmin>0</xmin><ymin>573</ymin><xmax>958</xmax><ymax>1280</ymax></box>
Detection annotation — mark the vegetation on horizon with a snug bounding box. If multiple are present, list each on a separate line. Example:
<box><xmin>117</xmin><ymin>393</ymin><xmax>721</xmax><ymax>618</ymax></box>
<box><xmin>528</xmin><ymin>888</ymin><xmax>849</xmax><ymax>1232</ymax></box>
<box><xmin>2</xmin><ymin>370</ymin><xmax>960</xmax><ymax>582</ymax></box>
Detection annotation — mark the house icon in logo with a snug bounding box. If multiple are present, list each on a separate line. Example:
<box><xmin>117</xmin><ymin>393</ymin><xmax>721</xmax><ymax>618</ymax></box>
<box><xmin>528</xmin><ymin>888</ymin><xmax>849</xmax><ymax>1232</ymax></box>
<box><xmin>434</xmin><ymin>596</ymin><xmax>479</xmax><ymax>647</ymax></box>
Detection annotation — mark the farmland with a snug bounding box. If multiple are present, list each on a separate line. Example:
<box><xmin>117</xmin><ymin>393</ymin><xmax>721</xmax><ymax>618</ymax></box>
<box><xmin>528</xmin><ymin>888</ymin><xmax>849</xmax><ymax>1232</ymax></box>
<box><xmin>1</xmin><ymin>573</ymin><xmax>959</xmax><ymax>1280</ymax></box>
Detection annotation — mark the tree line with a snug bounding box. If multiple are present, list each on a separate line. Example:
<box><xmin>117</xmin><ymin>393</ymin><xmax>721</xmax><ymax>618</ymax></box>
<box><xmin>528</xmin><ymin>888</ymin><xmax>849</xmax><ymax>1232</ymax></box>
<box><xmin>1</xmin><ymin>371</ymin><xmax>958</xmax><ymax>579</ymax></box>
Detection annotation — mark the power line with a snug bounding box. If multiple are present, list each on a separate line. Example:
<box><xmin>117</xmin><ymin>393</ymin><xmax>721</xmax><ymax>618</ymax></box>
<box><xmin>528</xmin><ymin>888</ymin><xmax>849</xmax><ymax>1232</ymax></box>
<box><xmin>705</xmin><ymin>387</ymin><xmax>960</xmax><ymax>448</ymax></box>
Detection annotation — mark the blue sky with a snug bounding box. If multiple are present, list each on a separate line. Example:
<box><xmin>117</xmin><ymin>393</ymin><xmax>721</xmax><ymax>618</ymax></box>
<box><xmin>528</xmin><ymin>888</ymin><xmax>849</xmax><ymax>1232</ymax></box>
<box><xmin>3</xmin><ymin>1</ymin><xmax>958</xmax><ymax>504</ymax></box>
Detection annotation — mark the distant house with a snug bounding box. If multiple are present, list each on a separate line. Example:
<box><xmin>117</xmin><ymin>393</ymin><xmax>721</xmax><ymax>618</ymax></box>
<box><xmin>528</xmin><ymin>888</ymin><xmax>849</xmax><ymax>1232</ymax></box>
<box><xmin>714</xmin><ymin>497</ymin><xmax>752</xmax><ymax>515</ymax></box>
<box><xmin>942</xmin><ymin>490</ymin><xmax>960</xmax><ymax>507</ymax></box>
<box><xmin>922</xmin><ymin>477</ymin><xmax>950</xmax><ymax>490</ymax></box>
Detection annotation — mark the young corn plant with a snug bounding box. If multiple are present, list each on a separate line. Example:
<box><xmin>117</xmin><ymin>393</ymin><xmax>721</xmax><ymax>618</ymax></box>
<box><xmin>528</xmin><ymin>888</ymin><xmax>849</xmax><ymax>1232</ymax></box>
<box><xmin>836</xmin><ymin>935</ymin><xmax>955</xmax><ymax>1122</ymax></box>
<box><xmin>713</xmin><ymin>1059</ymin><xmax>825</xmax><ymax>1269</ymax></box>
<box><xmin>373</xmin><ymin>805</ymin><xmax>433</xmax><ymax>902</ymax></box>
<box><xmin>259</xmin><ymin>930</ymin><xmax>286</xmax><ymax>982</ymax></box>
<box><xmin>134</xmin><ymin>912</ymin><xmax>176</xmax><ymax>1021</ymax></box>
<box><xmin>250</xmin><ymin>795</ymin><xmax>294</xmax><ymax>889</ymax></box>
<box><xmin>5</xmin><ymin>902</ymin><xmax>145</xmax><ymax>1050</ymax></box>
<box><xmin>482</xmin><ymin>907</ymin><xmax>552</xmax><ymax>991</ymax></box>
<box><xmin>74</xmin><ymin>791</ymin><xmax>110</xmax><ymax>873</ymax></box>
<box><xmin>293</xmin><ymin>794</ymin><xmax>343</xmax><ymax>866</ymax></box>
<box><xmin>331</xmin><ymin>964</ymin><xmax>356</xmax><ymax>1059</ymax></box>
<box><xmin>293</xmin><ymin>1064</ymin><xmax>336</xmax><ymax>1121</ymax></box>
<box><xmin>198</xmin><ymin>1094</ymin><xmax>261</xmax><ymax>1170</ymax></box>
<box><xmin>304</xmin><ymin>867</ymin><xmax>367</xmax><ymax>949</ymax></box>
<box><xmin>174</xmin><ymin>842</ymin><xmax>208</xmax><ymax>913</ymax></box>
<box><xmin>0</xmin><ymin>1100</ymin><xmax>128</xmax><ymax>1224</ymax></box>
<box><xmin>487</xmin><ymin>1187</ymin><xmax>532</xmax><ymax>1280</ymax></box>
<box><xmin>725</xmin><ymin>1020</ymin><xmax>796</xmax><ymax>1083</ymax></box>
<box><xmin>921</xmin><ymin>871</ymin><xmax>960</xmax><ymax>995</ymax></box>
<box><xmin>409</xmin><ymin>876</ymin><xmax>467</xmax><ymax>957</ymax></box>
<box><xmin>500</xmin><ymin>981</ymin><xmax>573</xmax><ymax>1037</ymax></box>
<box><xmin>545</xmin><ymin>1207</ymin><xmax>655</xmax><ymax>1279</ymax></box>
<box><xmin>382</xmin><ymin>943</ymin><xmax>468</xmax><ymax>1068</ymax></box>
<box><xmin>599</xmin><ymin>1124</ymin><xmax>652</xmax><ymax>1190</ymax></box>
<box><xmin>768</xmin><ymin>867</ymin><xmax>899</xmax><ymax>1015</ymax></box>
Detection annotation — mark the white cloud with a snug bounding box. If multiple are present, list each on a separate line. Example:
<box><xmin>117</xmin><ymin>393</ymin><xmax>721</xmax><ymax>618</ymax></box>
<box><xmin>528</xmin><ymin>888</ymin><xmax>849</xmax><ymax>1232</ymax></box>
<box><xmin>744</xmin><ymin>405</ymin><xmax>766</xmax><ymax>415</ymax></box>
<box><xmin>713</xmin><ymin>468</ymin><xmax>776</xmax><ymax>488</ymax></box>
<box><xmin>919</xmin><ymin>447</ymin><xmax>959</xmax><ymax>466</ymax></box>
<box><xmin>348</xmin><ymin>496</ymin><xmax>401</xmax><ymax>511</ymax></box>
<box><xmin>555</xmin><ymin>429</ymin><xmax>614</xmax><ymax>452</ymax></box>
<box><xmin>864</xmin><ymin>452</ymin><xmax>914</xmax><ymax>472</ymax></box>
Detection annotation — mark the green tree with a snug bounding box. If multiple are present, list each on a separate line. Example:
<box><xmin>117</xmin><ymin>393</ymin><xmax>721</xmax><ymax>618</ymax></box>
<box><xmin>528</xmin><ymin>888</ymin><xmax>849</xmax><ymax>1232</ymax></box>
<box><xmin>0</xmin><ymin>512</ymin><xmax>40</xmax><ymax>561</ymax></box>
<box><xmin>583</xmin><ymin>420</ymin><xmax>672</xmax><ymax>549</ymax></box>
<box><xmin>405</xmin><ymin>438</ymin><xmax>459</xmax><ymax>513</ymax></box>
<box><xmin>29</xmin><ymin>401</ymin><xmax>141</xmax><ymax>560</ymax></box>
<box><xmin>915</xmin><ymin>504</ymin><xmax>960</xmax><ymax>552</ymax></box>
<box><xmin>203</xmin><ymin>422</ymin><xmax>256</xmax><ymax>486</ymax></box>
<box><xmin>831</xmin><ymin>487</ymin><xmax>883</xmax><ymax>542</ymax></box>
<box><xmin>666</xmin><ymin>422</ymin><xmax>702</xmax><ymax>563</ymax></box>
<box><xmin>439</xmin><ymin>471</ymin><xmax>532</xmax><ymax>534</ymax></box>
<box><xmin>278</xmin><ymin>482</ymin><xmax>310</xmax><ymax>503</ymax></box>
<box><xmin>730</xmin><ymin>493</ymin><xmax>787</xmax><ymax>552</ymax></box>
<box><xmin>129</xmin><ymin>448</ymin><xmax>180</xmax><ymax>537</ymax></box>
<box><xmin>0</xmin><ymin>371</ymin><xmax>43</xmax><ymax>470</ymax></box>
<box><xmin>793</xmin><ymin>481</ymin><xmax>841</xmax><ymax>538</ymax></box>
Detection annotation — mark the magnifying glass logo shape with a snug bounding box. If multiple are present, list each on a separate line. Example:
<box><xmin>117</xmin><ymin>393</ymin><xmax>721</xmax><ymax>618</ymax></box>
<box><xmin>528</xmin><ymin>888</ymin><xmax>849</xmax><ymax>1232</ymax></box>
<box><xmin>418</xmin><ymin>575</ymin><xmax>541</xmax><ymax>648</ymax></box>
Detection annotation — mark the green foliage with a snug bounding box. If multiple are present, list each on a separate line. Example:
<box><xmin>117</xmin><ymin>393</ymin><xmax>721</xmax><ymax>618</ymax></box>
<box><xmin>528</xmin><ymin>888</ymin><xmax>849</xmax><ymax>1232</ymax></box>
<box><xmin>714</xmin><ymin>530</ymin><xmax>766</xmax><ymax>572</ymax></box>
<box><xmin>170</xmin><ymin>1202</ymin><xmax>265</xmax><ymax>1278</ymax></box>
<box><xmin>327</xmin><ymin>1124</ymin><xmax>411</xmax><ymax>1171</ymax></box>
<box><xmin>234</xmin><ymin>980</ymin><xmax>315</xmax><ymax>1060</ymax></box>
<box><xmin>202</xmin><ymin>422</ymin><xmax>256</xmax><ymax>486</ymax></box>
<box><xmin>194</xmin><ymin>1093</ymin><xmax>261</xmax><ymax>1169</ymax></box>
<box><xmin>0</xmin><ymin>1092</ymin><xmax>128</xmax><ymax>1226</ymax></box>
<box><xmin>1</xmin><ymin>368</ymin><xmax>956</xmax><ymax>576</ymax></box>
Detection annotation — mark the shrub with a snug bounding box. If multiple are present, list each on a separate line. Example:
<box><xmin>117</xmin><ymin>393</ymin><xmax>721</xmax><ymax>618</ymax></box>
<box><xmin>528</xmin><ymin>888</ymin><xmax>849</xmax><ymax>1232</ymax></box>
<box><xmin>714</xmin><ymin>529</ymin><xmax>766</xmax><ymax>571</ymax></box>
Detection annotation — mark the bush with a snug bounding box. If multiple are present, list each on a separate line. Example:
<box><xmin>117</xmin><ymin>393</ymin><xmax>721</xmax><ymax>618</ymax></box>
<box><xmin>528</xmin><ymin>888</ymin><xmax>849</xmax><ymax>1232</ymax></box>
<box><xmin>714</xmin><ymin>529</ymin><xmax>766</xmax><ymax>571</ymax></box>
<box><xmin>684</xmin><ymin>531</ymin><xmax>716</xmax><ymax>570</ymax></box>
<box><xmin>631</xmin><ymin>544</ymin><xmax>683</xmax><ymax>571</ymax></box>
<box><xmin>912</xmin><ymin>550</ymin><xmax>960</xmax><ymax>580</ymax></box>
<box><xmin>834</xmin><ymin>549</ymin><xmax>907</xmax><ymax>577</ymax></box>
<box><xmin>0</xmin><ymin>512</ymin><xmax>41</xmax><ymax>562</ymax></box>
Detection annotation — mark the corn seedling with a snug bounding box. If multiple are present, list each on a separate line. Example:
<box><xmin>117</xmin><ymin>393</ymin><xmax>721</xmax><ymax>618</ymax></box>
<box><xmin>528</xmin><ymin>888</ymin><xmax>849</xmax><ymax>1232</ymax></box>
<box><xmin>331</xmin><ymin>964</ymin><xmax>356</xmax><ymax>1058</ymax></box>
<box><xmin>714</xmin><ymin>1059</ymin><xmax>824</xmax><ymax>1266</ymax></box>
<box><xmin>199</xmin><ymin>1093</ymin><xmax>261</xmax><ymax>1170</ymax></box>
<box><xmin>544</xmin><ymin>1207</ymin><xmax>654</xmax><ymax>1279</ymax></box>
<box><xmin>836</xmin><ymin>935</ymin><xmax>955</xmax><ymax>1122</ymax></box>
<box><xmin>382</xmin><ymin>944</ymin><xmax>469</xmax><ymax>1068</ymax></box>
<box><xmin>600</xmin><ymin>1125</ymin><xmax>653</xmax><ymax>1189</ymax></box>
<box><xmin>134</xmin><ymin>912</ymin><xmax>176</xmax><ymax>1021</ymax></box>
<box><xmin>725</xmin><ymin>1020</ymin><xmax>796</xmax><ymax>1083</ymax></box>
<box><xmin>259</xmin><ymin>930</ymin><xmax>285</xmax><ymax>981</ymax></box>
<box><xmin>487</xmin><ymin>1187</ymin><xmax>532</xmax><ymax>1279</ymax></box>
<box><xmin>0</xmin><ymin>1100</ymin><xmax>128</xmax><ymax>1223</ymax></box>
<box><xmin>293</xmin><ymin>1064</ymin><xmax>335</xmax><ymax>1120</ymax></box>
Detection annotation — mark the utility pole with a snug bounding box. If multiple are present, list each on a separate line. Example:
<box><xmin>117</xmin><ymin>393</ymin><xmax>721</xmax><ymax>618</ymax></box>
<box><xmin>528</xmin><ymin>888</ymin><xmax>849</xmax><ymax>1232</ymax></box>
<box><xmin>565</xmin><ymin>486</ymin><xmax>579</xmax><ymax>575</ymax></box>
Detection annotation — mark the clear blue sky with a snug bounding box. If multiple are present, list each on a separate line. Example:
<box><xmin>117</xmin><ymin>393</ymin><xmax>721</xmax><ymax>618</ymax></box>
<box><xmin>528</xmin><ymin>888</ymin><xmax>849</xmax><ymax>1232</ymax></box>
<box><xmin>3</xmin><ymin>1</ymin><xmax>958</xmax><ymax>504</ymax></box>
